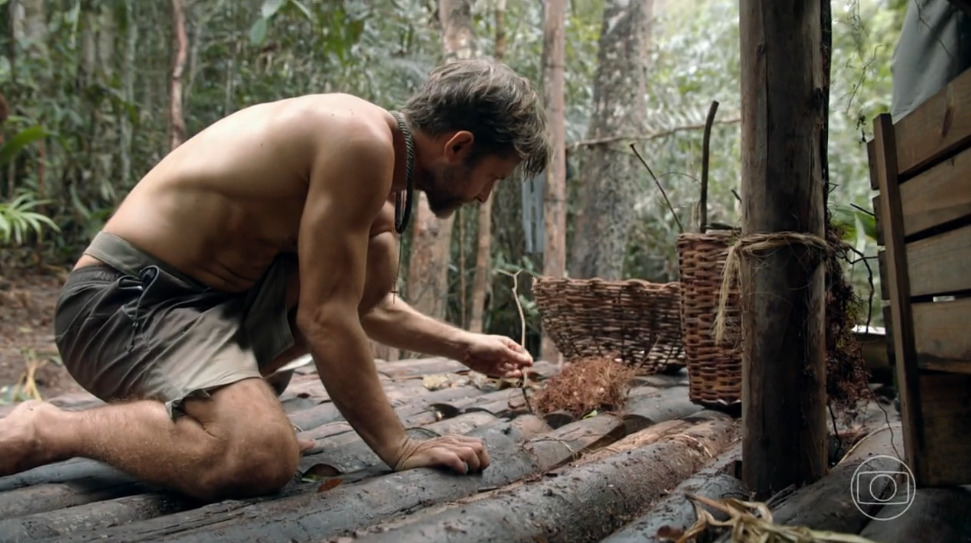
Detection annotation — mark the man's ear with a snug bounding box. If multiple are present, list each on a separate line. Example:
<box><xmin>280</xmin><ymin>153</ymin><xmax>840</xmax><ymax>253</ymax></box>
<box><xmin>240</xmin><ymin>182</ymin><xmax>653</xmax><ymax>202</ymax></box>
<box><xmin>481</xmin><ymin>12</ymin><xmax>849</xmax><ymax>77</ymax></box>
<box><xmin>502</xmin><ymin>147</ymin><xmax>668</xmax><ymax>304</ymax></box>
<box><xmin>444</xmin><ymin>131</ymin><xmax>475</xmax><ymax>163</ymax></box>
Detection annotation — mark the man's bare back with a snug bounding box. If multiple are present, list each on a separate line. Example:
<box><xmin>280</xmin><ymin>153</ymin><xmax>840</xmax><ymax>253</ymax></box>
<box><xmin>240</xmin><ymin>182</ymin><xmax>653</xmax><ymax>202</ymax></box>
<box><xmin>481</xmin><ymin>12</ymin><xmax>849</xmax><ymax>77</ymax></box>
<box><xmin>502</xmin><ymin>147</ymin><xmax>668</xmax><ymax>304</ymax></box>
<box><xmin>76</xmin><ymin>94</ymin><xmax>396</xmax><ymax>293</ymax></box>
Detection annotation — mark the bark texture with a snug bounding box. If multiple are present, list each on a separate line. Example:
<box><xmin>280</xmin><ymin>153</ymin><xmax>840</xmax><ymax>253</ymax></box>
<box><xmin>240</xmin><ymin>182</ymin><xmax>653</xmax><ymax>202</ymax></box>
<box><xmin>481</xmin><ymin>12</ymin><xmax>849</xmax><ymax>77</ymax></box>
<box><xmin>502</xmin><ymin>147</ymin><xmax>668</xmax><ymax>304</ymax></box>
<box><xmin>540</xmin><ymin>0</ymin><xmax>567</xmax><ymax>361</ymax></box>
<box><xmin>738</xmin><ymin>0</ymin><xmax>827</xmax><ymax>497</ymax></box>
<box><xmin>569</xmin><ymin>0</ymin><xmax>653</xmax><ymax>279</ymax></box>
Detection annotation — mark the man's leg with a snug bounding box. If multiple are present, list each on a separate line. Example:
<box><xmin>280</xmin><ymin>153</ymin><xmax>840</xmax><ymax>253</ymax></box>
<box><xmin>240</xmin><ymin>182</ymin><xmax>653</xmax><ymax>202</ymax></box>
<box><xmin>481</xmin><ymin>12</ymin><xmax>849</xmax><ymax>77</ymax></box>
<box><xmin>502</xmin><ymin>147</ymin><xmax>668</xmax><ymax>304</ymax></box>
<box><xmin>0</xmin><ymin>378</ymin><xmax>300</xmax><ymax>501</ymax></box>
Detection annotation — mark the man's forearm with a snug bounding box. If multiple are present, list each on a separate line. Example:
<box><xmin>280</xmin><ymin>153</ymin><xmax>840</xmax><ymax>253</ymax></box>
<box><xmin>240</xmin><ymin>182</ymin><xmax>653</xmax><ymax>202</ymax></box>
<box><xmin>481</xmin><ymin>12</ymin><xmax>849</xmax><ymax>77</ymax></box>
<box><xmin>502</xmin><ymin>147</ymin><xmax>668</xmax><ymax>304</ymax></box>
<box><xmin>303</xmin><ymin>320</ymin><xmax>408</xmax><ymax>468</ymax></box>
<box><xmin>360</xmin><ymin>294</ymin><xmax>470</xmax><ymax>360</ymax></box>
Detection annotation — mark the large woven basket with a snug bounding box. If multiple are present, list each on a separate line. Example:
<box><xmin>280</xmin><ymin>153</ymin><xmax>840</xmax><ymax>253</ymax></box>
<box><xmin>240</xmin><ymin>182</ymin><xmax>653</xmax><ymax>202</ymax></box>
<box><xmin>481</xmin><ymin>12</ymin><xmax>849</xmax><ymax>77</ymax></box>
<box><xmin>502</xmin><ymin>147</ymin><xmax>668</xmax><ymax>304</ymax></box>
<box><xmin>532</xmin><ymin>276</ymin><xmax>684</xmax><ymax>374</ymax></box>
<box><xmin>676</xmin><ymin>230</ymin><xmax>742</xmax><ymax>407</ymax></box>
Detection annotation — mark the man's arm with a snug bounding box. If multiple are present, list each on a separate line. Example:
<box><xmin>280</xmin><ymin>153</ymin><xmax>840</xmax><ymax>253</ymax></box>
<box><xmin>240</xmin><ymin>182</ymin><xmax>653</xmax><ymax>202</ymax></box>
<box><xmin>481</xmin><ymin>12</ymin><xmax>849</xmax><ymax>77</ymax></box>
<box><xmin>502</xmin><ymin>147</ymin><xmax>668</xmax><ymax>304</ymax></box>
<box><xmin>296</xmin><ymin>119</ymin><xmax>485</xmax><ymax>473</ymax></box>
<box><xmin>362</xmin><ymin>290</ymin><xmax>472</xmax><ymax>360</ymax></box>
<box><xmin>359</xmin><ymin>230</ymin><xmax>532</xmax><ymax>378</ymax></box>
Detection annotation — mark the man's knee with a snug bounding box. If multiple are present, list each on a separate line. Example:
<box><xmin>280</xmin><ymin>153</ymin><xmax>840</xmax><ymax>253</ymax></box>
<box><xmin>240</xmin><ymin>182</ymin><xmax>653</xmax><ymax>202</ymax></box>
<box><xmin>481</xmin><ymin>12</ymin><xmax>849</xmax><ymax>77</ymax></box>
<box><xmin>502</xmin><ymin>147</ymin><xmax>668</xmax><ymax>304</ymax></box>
<box><xmin>182</xmin><ymin>380</ymin><xmax>300</xmax><ymax>500</ymax></box>
<box><xmin>190</xmin><ymin>420</ymin><xmax>299</xmax><ymax>500</ymax></box>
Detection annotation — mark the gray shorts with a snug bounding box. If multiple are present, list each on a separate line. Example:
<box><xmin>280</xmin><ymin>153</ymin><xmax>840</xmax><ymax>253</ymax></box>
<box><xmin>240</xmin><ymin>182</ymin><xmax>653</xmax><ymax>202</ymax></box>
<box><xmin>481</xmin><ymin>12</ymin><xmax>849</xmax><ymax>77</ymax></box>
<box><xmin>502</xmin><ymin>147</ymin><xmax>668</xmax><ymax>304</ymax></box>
<box><xmin>54</xmin><ymin>232</ymin><xmax>294</xmax><ymax>417</ymax></box>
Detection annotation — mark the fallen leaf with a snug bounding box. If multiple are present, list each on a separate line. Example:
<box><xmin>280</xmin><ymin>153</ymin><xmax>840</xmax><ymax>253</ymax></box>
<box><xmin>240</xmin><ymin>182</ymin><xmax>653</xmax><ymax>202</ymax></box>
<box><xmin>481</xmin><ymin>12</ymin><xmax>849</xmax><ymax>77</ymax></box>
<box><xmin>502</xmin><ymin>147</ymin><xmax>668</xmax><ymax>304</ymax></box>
<box><xmin>301</xmin><ymin>463</ymin><xmax>341</xmax><ymax>482</ymax></box>
<box><xmin>422</xmin><ymin>374</ymin><xmax>451</xmax><ymax>390</ymax></box>
<box><xmin>317</xmin><ymin>478</ymin><xmax>343</xmax><ymax>493</ymax></box>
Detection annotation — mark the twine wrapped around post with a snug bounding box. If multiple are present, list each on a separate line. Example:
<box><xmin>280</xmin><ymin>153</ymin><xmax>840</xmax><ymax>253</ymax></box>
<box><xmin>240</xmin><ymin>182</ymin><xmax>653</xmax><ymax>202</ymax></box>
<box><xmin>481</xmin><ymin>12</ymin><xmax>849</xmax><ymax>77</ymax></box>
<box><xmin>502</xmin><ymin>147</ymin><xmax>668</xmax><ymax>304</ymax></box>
<box><xmin>712</xmin><ymin>232</ymin><xmax>830</xmax><ymax>344</ymax></box>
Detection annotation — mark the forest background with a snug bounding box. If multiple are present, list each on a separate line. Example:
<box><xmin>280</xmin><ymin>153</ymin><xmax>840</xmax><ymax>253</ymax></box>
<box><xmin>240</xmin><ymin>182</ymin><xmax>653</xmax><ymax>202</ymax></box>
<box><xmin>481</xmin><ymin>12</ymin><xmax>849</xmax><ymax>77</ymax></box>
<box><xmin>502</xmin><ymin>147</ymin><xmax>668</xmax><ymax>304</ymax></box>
<box><xmin>0</xmin><ymin>0</ymin><xmax>900</xmax><ymax>373</ymax></box>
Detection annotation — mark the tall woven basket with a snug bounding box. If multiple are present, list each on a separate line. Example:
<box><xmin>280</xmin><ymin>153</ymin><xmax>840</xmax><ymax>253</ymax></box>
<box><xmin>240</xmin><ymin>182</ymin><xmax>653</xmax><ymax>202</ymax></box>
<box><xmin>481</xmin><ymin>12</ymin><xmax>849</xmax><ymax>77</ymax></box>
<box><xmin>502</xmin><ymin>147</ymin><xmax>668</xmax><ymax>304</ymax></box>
<box><xmin>676</xmin><ymin>229</ymin><xmax>742</xmax><ymax>407</ymax></box>
<box><xmin>532</xmin><ymin>277</ymin><xmax>684</xmax><ymax>374</ymax></box>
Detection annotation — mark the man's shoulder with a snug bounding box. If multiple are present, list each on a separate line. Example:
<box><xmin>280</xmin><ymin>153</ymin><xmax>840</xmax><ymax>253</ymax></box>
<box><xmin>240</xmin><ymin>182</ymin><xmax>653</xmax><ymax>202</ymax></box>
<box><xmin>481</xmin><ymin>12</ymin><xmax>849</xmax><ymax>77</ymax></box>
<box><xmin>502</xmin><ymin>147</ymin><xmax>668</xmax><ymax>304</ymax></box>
<box><xmin>276</xmin><ymin>94</ymin><xmax>390</xmax><ymax>146</ymax></box>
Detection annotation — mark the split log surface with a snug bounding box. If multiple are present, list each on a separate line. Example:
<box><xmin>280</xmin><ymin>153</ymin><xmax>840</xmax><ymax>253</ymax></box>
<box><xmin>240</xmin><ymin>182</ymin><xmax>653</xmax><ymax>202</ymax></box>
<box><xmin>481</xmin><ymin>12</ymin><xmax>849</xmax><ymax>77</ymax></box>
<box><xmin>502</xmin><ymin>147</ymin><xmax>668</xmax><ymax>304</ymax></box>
<box><xmin>599</xmin><ymin>444</ymin><xmax>745</xmax><ymax>543</ymax></box>
<box><xmin>709</xmin><ymin>422</ymin><xmax>906</xmax><ymax>543</ymax></box>
<box><xmin>858</xmin><ymin>486</ymin><xmax>971</xmax><ymax>543</ymax></box>
<box><xmin>350</xmin><ymin>417</ymin><xmax>737</xmax><ymax>543</ymax></box>
<box><xmin>60</xmin><ymin>417</ymin><xmax>549</xmax><ymax>543</ymax></box>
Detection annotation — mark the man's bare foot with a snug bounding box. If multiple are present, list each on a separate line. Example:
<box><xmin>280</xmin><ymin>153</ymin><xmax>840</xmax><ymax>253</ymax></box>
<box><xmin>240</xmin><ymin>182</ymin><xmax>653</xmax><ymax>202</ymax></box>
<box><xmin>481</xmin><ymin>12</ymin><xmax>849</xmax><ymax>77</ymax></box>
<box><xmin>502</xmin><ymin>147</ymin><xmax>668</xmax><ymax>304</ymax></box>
<box><xmin>0</xmin><ymin>400</ymin><xmax>60</xmax><ymax>476</ymax></box>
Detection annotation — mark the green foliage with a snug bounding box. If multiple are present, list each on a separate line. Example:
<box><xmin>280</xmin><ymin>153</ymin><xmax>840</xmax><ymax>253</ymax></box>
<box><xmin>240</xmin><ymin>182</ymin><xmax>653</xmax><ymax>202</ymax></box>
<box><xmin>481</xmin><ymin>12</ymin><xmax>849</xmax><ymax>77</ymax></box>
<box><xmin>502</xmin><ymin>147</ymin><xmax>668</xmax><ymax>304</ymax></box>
<box><xmin>0</xmin><ymin>0</ymin><xmax>903</xmax><ymax>335</ymax></box>
<box><xmin>0</xmin><ymin>125</ymin><xmax>49</xmax><ymax>167</ymax></box>
<box><xmin>0</xmin><ymin>192</ymin><xmax>60</xmax><ymax>246</ymax></box>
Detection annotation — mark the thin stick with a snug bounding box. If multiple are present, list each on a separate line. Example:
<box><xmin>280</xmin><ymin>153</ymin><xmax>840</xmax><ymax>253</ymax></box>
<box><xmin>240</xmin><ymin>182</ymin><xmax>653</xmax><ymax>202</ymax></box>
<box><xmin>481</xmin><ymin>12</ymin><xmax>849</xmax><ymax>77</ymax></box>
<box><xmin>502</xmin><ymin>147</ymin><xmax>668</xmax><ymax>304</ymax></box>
<box><xmin>496</xmin><ymin>268</ymin><xmax>532</xmax><ymax>412</ymax></box>
<box><xmin>700</xmin><ymin>100</ymin><xmax>720</xmax><ymax>233</ymax></box>
<box><xmin>566</xmin><ymin>117</ymin><xmax>741</xmax><ymax>151</ymax></box>
<box><xmin>850</xmin><ymin>202</ymin><xmax>874</xmax><ymax>217</ymax></box>
<box><xmin>631</xmin><ymin>144</ymin><xmax>684</xmax><ymax>233</ymax></box>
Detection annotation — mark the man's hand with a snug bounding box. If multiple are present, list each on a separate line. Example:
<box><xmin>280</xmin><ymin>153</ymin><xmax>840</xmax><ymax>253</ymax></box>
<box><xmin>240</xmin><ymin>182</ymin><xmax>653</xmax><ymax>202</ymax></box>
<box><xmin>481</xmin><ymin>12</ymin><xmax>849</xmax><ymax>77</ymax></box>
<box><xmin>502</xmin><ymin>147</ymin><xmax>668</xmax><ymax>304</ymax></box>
<box><xmin>392</xmin><ymin>435</ymin><xmax>490</xmax><ymax>474</ymax></box>
<box><xmin>459</xmin><ymin>334</ymin><xmax>533</xmax><ymax>378</ymax></box>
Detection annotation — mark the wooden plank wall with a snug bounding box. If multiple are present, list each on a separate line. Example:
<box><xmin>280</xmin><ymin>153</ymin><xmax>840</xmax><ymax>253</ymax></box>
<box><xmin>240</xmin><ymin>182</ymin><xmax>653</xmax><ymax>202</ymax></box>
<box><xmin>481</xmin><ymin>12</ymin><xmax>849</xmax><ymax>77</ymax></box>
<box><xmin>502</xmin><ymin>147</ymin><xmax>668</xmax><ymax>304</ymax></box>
<box><xmin>870</xmin><ymin>65</ymin><xmax>971</xmax><ymax>487</ymax></box>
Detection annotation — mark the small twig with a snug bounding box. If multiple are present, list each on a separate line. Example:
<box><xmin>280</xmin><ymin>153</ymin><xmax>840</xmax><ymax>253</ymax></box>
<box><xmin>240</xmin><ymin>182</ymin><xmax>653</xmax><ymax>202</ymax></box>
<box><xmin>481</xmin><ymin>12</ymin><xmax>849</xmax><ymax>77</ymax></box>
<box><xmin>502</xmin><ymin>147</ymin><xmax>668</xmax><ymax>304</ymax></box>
<box><xmin>700</xmin><ymin>100</ymin><xmax>720</xmax><ymax>233</ymax></box>
<box><xmin>496</xmin><ymin>268</ymin><xmax>533</xmax><ymax>413</ymax></box>
<box><xmin>630</xmin><ymin>144</ymin><xmax>684</xmax><ymax>233</ymax></box>
<box><xmin>730</xmin><ymin>188</ymin><xmax>741</xmax><ymax>203</ymax></box>
<box><xmin>850</xmin><ymin>202</ymin><xmax>874</xmax><ymax>217</ymax></box>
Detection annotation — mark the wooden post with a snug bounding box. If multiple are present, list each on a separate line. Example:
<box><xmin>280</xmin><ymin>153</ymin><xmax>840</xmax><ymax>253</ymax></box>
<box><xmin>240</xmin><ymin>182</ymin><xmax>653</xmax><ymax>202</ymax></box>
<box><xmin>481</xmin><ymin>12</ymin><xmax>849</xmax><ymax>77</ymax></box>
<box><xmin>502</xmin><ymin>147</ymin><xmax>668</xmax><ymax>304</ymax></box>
<box><xmin>738</xmin><ymin>0</ymin><xmax>827</xmax><ymax>497</ymax></box>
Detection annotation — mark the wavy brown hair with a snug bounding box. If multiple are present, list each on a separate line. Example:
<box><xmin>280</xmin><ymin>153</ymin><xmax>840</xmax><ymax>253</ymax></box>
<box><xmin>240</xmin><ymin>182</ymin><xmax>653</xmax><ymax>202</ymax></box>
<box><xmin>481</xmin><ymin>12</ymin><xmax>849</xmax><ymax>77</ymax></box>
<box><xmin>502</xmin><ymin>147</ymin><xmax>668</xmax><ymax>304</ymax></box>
<box><xmin>402</xmin><ymin>58</ymin><xmax>551</xmax><ymax>179</ymax></box>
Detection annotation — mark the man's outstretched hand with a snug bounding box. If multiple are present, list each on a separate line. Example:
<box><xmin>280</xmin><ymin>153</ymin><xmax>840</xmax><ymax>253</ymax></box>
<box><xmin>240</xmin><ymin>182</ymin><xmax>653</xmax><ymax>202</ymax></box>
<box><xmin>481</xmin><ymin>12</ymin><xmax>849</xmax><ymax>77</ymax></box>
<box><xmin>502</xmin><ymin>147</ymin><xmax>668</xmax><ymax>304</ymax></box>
<box><xmin>459</xmin><ymin>334</ymin><xmax>533</xmax><ymax>378</ymax></box>
<box><xmin>392</xmin><ymin>435</ymin><xmax>491</xmax><ymax>474</ymax></box>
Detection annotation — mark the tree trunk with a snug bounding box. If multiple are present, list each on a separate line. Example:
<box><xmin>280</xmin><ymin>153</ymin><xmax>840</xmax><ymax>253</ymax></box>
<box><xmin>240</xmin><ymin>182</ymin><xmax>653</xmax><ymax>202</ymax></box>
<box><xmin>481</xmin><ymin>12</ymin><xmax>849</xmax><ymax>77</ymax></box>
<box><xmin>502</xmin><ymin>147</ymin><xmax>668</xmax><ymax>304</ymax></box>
<box><xmin>469</xmin><ymin>0</ymin><xmax>507</xmax><ymax>334</ymax></box>
<box><xmin>120</xmin><ymin>2</ymin><xmax>138</xmax><ymax>187</ymax></box>
<box><xmin>739</xmin><ymin>0</ymin><xmax>827</xmax><ymax>497</ymax></box>
<box><xmin>168</xmin><ymin>0</ymin><xmax>188</xmax><ymax>151</ymax></box>
<box><xmin>406</xmin><ymin>0</ymin><xmax>476</xmax><ymax>321</ymax></box>
<box><xmin>568</xmin><ymin>0</ymin><xmax>653</xmax><ymax>280</ymax></box>
<box><xmin>539</xmin><ymin>0</ymin><xmax>567</xmax><ymax>362</ymax></box>
<box><xmin>22</xmin><ymin>0</ymin><xmax>48</xmax><ymax>200</ymax></box>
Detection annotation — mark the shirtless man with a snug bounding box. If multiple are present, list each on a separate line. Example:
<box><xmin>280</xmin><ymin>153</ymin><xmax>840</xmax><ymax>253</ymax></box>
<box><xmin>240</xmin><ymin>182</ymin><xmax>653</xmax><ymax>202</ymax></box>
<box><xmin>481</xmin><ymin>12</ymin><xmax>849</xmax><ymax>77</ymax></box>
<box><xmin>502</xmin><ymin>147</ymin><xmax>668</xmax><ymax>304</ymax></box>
<box><xmin>0</xmin><ymin>58</ymin><xmax>551</xmax><ymax>501</ymax></box>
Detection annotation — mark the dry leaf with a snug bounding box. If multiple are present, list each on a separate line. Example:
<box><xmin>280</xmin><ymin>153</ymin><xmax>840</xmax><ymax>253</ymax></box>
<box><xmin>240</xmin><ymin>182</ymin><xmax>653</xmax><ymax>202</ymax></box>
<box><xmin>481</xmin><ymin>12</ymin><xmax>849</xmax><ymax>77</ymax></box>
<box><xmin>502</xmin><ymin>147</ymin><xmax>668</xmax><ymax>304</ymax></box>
<box><xmin>301</xmin><ymin>463</ymin><xmax>341</xmax><ymax>482</ymax></box>
<box><xmin>317</xmin><ymin>478</ymin><xmax>343</xmax><ymax>493</ymax></box>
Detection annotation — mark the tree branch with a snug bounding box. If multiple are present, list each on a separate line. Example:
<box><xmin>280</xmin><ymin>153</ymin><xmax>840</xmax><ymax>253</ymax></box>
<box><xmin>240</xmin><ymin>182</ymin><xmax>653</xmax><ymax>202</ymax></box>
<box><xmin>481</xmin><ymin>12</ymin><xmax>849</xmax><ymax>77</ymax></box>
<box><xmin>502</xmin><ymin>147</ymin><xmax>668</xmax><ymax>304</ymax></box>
<box><xmin>567</xmin><ymin>117</ymin><xmax>740</xmax><ymax>152</ymax></box>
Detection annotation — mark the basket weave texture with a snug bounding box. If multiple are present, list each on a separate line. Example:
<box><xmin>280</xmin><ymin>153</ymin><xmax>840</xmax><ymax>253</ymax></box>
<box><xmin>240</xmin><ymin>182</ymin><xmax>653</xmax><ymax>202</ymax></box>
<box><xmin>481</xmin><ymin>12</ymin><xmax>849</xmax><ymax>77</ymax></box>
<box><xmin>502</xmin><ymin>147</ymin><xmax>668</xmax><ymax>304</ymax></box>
<box><xmin>676</xmin><ymin>230</ymin><xmax>742</xmax><ymax>407</ymax></box>
<box><xmin>532</xmin><ymin>276</ymin><xmax>684</xmax><ymax>374</ymax></box>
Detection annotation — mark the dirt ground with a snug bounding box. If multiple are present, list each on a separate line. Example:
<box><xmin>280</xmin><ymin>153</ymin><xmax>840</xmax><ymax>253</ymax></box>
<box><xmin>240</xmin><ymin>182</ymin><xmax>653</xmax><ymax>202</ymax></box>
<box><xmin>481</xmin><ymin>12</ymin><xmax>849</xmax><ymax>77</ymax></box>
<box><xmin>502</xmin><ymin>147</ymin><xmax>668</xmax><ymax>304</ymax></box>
<box><xmin>0</xmin><ymin>270</ymin><xmax>86</xmax><ymax>403</ymax></box>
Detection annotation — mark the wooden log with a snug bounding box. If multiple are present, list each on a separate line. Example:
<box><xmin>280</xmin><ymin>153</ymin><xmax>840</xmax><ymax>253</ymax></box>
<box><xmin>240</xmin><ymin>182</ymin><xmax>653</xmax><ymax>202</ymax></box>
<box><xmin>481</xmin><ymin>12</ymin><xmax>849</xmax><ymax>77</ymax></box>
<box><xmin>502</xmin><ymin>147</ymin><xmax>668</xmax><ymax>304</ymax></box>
<box><xmin>621</xmin><ymin>385</ymin><xmax>702</xmax><ymax>429</ymax></box>
<box><xmin>703</xmin><ymin>423</ymin><xmax>905</xmax><ymax>543</ymax></box>
<box><xmin>349</xmin><ymin>418</ymin><xmax>738</xmax><ymax>543</ymax></box>
<box><xmin>0</xmin><ymin>459</ymin><xmax>132</xmax><ymax>494</ymax></box>
<box><xmin>60</xmin><ymin>416</ymin><xmax>552</xmax><ymax>543</ymax></box>
<box><xmin>298</xmin><ymin>411</ymin><xmax>500</xmax><ymax>475</ymax></box>
<box><xmin>0</xmin><ymin>492</ymin><xmax>193</xmax><ymax>541</ymax></box>
<box><xmin>598</xmin><ymin>444</ymin><xmax>745</xmax><ymax>543</ymax></box>
<box><xmin>858</xmin><ymin>486</ymin><xmax>971</xmax><ymax>543</ymax></box>
<box><xmin>0</xmin><ymin>478</ymin><xmax>145</xmax><ymax>520</ymax></box>
<box><xmin>739</xmin><ymin>0</ymin><xmax>828</xmax><ymax>497</ymax></box>
<box><xmin>374</xmin><ymin>357</ymin><xmax>468</xmax><ymax>378</ymax></box>
<box><xmin>756</xmin><ymin>423</ymin><xmax>905</xmax><ymax>535</ymax></box>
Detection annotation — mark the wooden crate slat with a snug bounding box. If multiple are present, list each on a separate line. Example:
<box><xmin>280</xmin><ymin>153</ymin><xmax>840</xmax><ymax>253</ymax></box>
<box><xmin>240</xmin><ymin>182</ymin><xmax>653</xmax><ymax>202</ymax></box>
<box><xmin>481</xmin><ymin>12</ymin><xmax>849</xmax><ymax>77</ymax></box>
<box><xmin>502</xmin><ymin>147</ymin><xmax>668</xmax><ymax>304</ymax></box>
<box><xmin>893</xmin><ymin>67</ymin><xmax>971</xmax><ymax>177</ymax></box>
<box><xmin>913</xmin><ymin>298</ymin><xmax>971</xmax><ymax>374</ymax></box>
<box><xmin>874</xmin><ymin>194</ymin><xmax>885</xmax><ymax>246</ymax></box>
<box><xmin>899</xmin><ymin>145</ymin><xmax>971</xmax><ymax>237</ymax></box>
<box><xmin>877</xmin><ymin>249</ymin><xmax>889</xmax><ymax>301</ymax></box>
<box><xmin>868</xmin><ymin>139</ymin><xmax>879</xmax><ymax>190</ymax></box>
<box><xmin>907</xmin><ymin>223</ymin><xmax>971</xmax><ymax>297</ymax></box>
<box><xmin>872</xmin><ymin>113</ymin><xmax>926</xmax><ymax>483</ymax></box>
<box><xmin>916</xmin><ymin>372</ymin><xmax>971</xmax><ymax>486</ymax></box>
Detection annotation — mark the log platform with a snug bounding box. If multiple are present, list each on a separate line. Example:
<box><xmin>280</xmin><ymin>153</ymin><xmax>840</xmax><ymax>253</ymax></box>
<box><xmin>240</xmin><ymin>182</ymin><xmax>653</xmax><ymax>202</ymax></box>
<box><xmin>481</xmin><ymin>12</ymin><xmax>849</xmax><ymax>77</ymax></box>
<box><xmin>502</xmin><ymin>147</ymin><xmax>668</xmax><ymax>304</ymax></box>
<box><xmin>0</xmin><ymin>356</ymin><xmax>919</xmax><ymax>542</ymax></box>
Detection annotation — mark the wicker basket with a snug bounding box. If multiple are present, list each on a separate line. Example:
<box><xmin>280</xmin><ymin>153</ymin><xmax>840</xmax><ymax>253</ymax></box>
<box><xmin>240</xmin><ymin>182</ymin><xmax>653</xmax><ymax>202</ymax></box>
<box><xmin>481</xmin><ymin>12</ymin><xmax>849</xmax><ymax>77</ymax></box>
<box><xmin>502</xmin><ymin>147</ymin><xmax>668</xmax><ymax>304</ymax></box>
<box><xmin>532</xmin><ymin>276</ymin><xmax>684</xmax><ymax>374</ymax></box>
<box><xmin>676</xmin><ymin>230</ymin><xmax>742</xmax><ymax>407</ymax></box>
